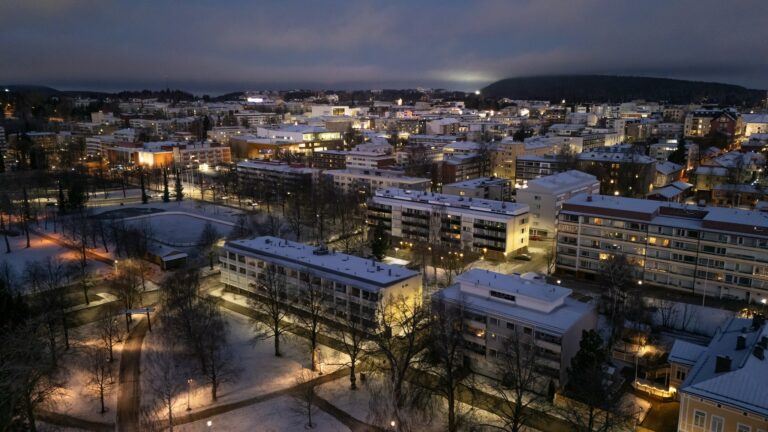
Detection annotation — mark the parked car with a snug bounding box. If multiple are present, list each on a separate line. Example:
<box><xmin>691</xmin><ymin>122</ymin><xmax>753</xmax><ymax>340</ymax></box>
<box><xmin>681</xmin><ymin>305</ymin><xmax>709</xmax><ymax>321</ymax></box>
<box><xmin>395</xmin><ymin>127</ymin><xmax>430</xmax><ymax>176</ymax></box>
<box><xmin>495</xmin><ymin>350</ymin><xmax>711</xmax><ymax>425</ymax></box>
<box><xmin>514</xmin><ymin>254</ymin><xmax>532</xmax><ymax>261</ymax></box>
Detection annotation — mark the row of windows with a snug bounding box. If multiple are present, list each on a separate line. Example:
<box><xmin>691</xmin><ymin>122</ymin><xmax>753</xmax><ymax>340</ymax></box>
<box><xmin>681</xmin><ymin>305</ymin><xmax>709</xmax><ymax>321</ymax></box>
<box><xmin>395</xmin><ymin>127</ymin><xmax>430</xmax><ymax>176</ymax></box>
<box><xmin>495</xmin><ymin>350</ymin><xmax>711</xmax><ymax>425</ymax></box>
<box><xmin>692</xmin><ymin>409</ymin><xmax>763</xmax><ymax>432</ymax></box>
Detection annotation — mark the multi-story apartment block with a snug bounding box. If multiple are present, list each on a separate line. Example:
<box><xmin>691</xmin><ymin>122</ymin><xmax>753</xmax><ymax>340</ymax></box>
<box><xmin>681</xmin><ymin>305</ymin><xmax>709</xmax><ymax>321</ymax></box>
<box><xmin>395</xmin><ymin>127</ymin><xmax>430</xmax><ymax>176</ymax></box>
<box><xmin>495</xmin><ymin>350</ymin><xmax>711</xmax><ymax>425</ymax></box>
<box><xmin>368</xmin><ymin>188</ymin><xmax>529</xmax><ymax>260</ymax></box>
<box><xmin>0</xmin><ymin>126</ymin><xmax>6</xmax><ymax>154</ymax></box>
<box><xmin>311</xmin><ymin>150</ymin><xmax>348</xmax><ymax>169</ymax></box>
<box><xmin>236</xmin><ymin>160</ymin><xmax>319</xmax><ymax>194</ymax></box>
<box><xmin>516</xmin><ymin>171</ymin><xmax>600</xmax><ymax>239</ymax></box>
<box><xmin>325</xmin><ymin>169</ymin><xmax>431</xmax><ymax>195</ymax></box>
<box><xmin>432</xmin><ymin>269</ymin><xmax>596</xmax><ymax>384</ymax></box>
<box><xmin>442</xmin><ymin>177</ymin><xmax>511</xmax><ymax>201</ymax></box>
<box><xmin>220</xmin><ymin>236</ymin><xmax>422</xmax><ymax>329</ymax></box>
<box><xmin>556</xmin><ymin>194</ymin><xmax>768</xmax><ymax>303</ymax></box>
<box><xmin>672</xmin><ymin>316</ymin><xmax>768</xmax><ymax>432</ymax></box>
<box><xmin>577</xmin><ymin>146</ymin><xmax>656</xmax><ymax>197</ymax></box>
<box><xmin>255</xmin><ymin>125</ymin><xmax>344</xmax><ymax>153</ymax></box>
<box><xmin>514</xmin><ymin>154</ymin><xmax>570</xmax><ymax>186</ymax></box>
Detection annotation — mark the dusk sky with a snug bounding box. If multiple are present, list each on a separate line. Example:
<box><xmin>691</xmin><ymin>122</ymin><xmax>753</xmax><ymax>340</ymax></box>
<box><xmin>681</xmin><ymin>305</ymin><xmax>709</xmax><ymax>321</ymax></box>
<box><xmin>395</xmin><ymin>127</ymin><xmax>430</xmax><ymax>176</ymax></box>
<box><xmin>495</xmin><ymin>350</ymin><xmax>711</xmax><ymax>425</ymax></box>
<box><xmin>2</xmin><ymin>0</ymin><xmax>767</xmax><ymax>94</ymax></box>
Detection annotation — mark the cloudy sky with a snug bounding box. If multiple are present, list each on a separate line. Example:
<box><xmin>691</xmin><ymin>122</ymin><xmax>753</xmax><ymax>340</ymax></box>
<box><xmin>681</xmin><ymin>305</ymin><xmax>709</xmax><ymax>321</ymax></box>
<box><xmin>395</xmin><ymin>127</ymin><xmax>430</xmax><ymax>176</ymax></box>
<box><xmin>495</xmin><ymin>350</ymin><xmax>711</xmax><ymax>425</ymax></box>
<box><xmin>1</xmin><ymin>0</ymin><xmax>767</xmax><ymax>94</ymax></box>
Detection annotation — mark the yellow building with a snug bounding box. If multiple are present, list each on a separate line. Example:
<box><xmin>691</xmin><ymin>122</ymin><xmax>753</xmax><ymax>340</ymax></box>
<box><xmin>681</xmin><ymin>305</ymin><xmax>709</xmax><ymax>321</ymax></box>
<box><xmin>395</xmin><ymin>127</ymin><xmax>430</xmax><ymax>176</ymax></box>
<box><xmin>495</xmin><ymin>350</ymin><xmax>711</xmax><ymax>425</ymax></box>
<box><xmin>671</xmin><ymin>317</ymin><xmax>768</xmax><ymax>432</ymax></box>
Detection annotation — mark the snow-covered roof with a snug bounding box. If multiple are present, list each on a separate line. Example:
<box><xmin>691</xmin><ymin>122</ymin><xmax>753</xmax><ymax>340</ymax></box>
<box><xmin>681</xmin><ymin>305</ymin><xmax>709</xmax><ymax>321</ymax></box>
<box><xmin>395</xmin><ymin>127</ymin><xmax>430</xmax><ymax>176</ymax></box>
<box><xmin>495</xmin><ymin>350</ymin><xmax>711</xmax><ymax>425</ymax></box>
<box><xmin>237</xmin><ymin>160</ymin><xmax>317</xmax><ymax>175</ymax></box>
<box><xmin>656</xmin><ymin>161</ymin><xmax>683</xmax><ymax>176</ymax></box>
<box><xmin>648</xmin><ymin>185</ymin><xmax>684</xmax><ymax>199</ymax></box>
<box><xmin>679</xmin><ymin>317</ymin><xmax>768</xmax><ymax>417</ymax></box>
<box><xmin>325</xmin><ymin>169</ymin><xmax>430</xmax><ymax>184</ymax></box>
<box><xmin>373</xmin><ymin>188</ymin><xmax>527</xmax><ymax>217</ymax></box>
<box><xmin>524</xmin><ymin>170</ymin><xmax>598</xmax><ymax>195</ymax></box>
<box><xmin>443</xmin><ymin>177</ymin><xmax>509</xmax><ymax>189</ymax></box>
<box><xmin>669</xmin><ymin>340</ymin><xmax>706</xmax><ymax>367</ymax></box>
<box><xmin>578</xmin><ymin>151</ymin><xmax>655</xmax><ymax>164</ymax></box>
<box><xmin>224</xmin><ymin>236</ymin><xmax>418</xmax><ymax>291</ymax></box>
<box><xmin>435</xmin><ymin>273</ymin><xmax>593</xmax><ymax>335</ymax></box>
<box><xmin>742</xmin><ymin>113</ymin><xmax>768</xmax><ymax>124</ymax></box>
<box><xmin>563</xmin><ymin>193</ymin><xmax>768</xmax><ymax>235</ymax></box>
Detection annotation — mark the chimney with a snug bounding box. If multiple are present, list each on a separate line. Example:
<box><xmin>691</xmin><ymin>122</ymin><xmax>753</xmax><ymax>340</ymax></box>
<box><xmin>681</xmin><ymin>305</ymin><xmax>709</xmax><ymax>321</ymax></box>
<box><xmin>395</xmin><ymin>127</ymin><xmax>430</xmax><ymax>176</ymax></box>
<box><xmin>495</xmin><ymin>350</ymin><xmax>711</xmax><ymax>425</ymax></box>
<box><xmin>714</xmin><ymin>355</ymin><xmax>731</xmax><ymax>373</ymax></box>
<box><xmin>737</xmin><ymin>335</ymin><xmax>746</xmax><ymax>350</ymax></box>
<box><xmin>587</xmin><ymin>195</ymin><xmax>593</xmax><ymax>202</ymax></box>
<box><xmin>754</xmin><ymin>346</ymin><xmax>765</xmax><ymax>360</ymax></box>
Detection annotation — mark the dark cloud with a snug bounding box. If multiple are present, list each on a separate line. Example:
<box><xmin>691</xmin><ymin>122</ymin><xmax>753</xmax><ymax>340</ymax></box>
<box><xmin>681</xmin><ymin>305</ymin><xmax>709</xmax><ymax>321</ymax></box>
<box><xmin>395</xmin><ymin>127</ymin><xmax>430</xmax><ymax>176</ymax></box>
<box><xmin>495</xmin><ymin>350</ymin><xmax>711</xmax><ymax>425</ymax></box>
<box><xmin>1</xmin><ymin>0</ymin><xmax>766</xmax><ymax>93</ymax></box>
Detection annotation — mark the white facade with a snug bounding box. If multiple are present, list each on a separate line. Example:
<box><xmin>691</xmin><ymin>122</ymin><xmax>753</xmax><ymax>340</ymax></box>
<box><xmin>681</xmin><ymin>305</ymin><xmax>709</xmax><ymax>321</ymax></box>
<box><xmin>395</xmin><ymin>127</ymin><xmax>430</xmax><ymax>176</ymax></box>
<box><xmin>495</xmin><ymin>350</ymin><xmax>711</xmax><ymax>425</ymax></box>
<box><xmin>220</xmin><ymin>237</ymin><xmax>422</xmax><ymax>328</ymax></box>
<box><xmin>433</xmin><ymin>269</ymin><xmax>596</xmax><ymax>384</ymax></box>
<box><xmin>516</xmin><ymin>171</ymin><xmax>600</xmax><ymax>238</ymax></box>
<box><xmin>369</xmin><ymin>188</ymin><xmax>530</xmax><ymax>259</ymax></box>
<box><xmin>557</xmin><ymin>194</ymin><xmax>768</xmax><ymax>303</ymax></box>
<box><xmin>325</xmin><ymin>169</ymin><xmax>431</xmax><ymax>194</ymax></box>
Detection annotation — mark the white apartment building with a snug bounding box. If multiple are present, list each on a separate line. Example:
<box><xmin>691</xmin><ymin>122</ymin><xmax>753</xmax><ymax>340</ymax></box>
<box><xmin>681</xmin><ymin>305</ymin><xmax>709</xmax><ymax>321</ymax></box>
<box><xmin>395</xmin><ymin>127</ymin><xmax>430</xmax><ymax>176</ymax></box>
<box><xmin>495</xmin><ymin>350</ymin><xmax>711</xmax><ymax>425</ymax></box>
<box><xmin>325</xmin><ymin>169</ymin><xmax>431</xmax><ymax>195</ymax></box>
<box><xmin>345</xmin><ymin>151</ymin><xmax>395</xmax><ymax>170</ymax></box>
<box><xmin>516</xmin><ymin>171</ymin><xmax>600</xmax><ymax>239</ymax></box>
<box><xmin>309</xmin><ymin>105</ymin><xmax>359</xmax><ymax>117</ymax></box>
<box><xmin>220</xmin><ymin>236</ymin><xmax>422</xmax><ymax>328</ymax></box>
<box><xmin>369</xmin><ymin>188</ymin><xmax>530</xmax><ymax>260</ymax></box>
<box><xmin>557</xmin><ymin>194</ymin><xmax>768</xmax><ymax>303</ymax></box>
<box><xmin>433</xmin><ymin>269</ymin><xmax>597</xmax><ymax>384</ymax></box>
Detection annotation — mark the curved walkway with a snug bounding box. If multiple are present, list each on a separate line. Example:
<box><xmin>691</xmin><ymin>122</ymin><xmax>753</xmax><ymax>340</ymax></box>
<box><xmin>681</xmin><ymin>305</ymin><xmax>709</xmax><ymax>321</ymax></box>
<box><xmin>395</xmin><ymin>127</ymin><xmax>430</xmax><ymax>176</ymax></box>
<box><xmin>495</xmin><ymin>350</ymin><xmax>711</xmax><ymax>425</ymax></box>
<box><xmin>116</xmin><ymin>318</ymin><xmax>150</xmax><ymax>432</ymax></box>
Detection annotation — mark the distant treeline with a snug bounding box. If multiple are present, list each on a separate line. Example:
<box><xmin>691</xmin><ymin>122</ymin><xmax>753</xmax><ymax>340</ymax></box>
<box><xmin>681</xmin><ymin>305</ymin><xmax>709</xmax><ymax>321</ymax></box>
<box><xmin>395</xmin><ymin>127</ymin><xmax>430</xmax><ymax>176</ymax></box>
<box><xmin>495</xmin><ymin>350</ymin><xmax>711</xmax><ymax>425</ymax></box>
<box><xmin>482</xmin><ymin>75</ymin><xmax>766</xmax><ymax>106</ymax></box>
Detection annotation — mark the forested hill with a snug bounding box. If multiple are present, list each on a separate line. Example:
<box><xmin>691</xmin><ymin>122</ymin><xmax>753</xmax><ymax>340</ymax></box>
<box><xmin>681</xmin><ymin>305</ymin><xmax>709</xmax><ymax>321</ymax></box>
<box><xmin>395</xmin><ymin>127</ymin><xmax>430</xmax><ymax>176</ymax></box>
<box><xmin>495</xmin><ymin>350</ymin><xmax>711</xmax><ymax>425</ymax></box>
<box><xmin>481</xmin><ymin>75</ymin><xmax>765</xmax><ymax>105</ymax></box>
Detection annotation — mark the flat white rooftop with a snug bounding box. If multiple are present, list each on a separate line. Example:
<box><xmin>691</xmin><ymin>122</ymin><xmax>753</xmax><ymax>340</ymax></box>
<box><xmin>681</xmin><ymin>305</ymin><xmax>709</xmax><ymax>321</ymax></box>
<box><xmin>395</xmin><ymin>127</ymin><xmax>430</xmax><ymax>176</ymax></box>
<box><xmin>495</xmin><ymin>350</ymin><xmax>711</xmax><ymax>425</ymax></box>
<box><xmin>374</xmin><ymin>188</ymin><xmax>527</xmax><ymax>216</ymax></box>
<box><xmin>224</xmin><ymin>236</ymin><xmax>418</xmax><ymax>291</ymax></box>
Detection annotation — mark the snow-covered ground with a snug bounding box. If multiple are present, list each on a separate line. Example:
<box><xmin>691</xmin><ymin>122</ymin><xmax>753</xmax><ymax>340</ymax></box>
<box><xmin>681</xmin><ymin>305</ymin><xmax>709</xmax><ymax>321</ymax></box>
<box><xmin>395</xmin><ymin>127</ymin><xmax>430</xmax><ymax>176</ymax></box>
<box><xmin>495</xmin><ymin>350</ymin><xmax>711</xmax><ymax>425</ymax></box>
<box><xmin>140</xmin><ymin>308</ymin><xmax>349</xmax><ymax>419</ymax></box>
<box><xmin>54</xmin><ymin>316</ymin><xmax>133</xmax><ymax>423</ymax></box>
<box><xmin>125</xmin><ymin>212</ymin><xmax>233</xmax><ymax>246</ymax></box>
<box><xmin>316</xmin><ymin>375</ymin><xmax>508</xmax><ymax>432</ymax></box>
<box><xmin>91</xmin><ymin>200</ymin><xmax>247</xmax><ymax>225</ymax></box>
<box><xmin>0</xmin><ymin>232</ymin><xmax>110</xmax><ymax>293</ymax></box>
<box><xmin>176</xmin><ymin>395</ymin><xmax>350</xmax><ymax>432</ymax></box>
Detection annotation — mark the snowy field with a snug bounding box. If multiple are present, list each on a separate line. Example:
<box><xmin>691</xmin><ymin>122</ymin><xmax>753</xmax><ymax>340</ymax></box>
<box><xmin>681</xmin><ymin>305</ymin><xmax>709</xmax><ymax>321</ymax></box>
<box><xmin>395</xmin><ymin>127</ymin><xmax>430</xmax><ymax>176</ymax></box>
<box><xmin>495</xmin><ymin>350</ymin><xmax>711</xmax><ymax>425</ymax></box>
<box><xmin>316</xmin><ymin>375</ymin><xmax>508</xmax><ymax>432</ymax></box>
<box><xmin>91</xmin><ymin>200</ymin><xmax>247</xmax><ymax>225</ymax></box>
<box><xmin>53</xmin><ymin>316</ymin><xmax>133</xmax><ymax>423</ymax></box>
<box><xmin>140</xmin><ymin>308</ymin><xmax>349</xmax><ymax>419</ymax></box>
<box><xmin>0</xmin><ymin>232</ymin><xmax>110</xmax><ymax>292</ymax></box>
<box><xmin>176</xmin><ymin>396</ymin><xmax>350</xmax><ymax>432</ymax></box>
<box><xmin>125</xmin><ymin>212</ymin><xmax>233</xmax><ymax>246</ymax></box>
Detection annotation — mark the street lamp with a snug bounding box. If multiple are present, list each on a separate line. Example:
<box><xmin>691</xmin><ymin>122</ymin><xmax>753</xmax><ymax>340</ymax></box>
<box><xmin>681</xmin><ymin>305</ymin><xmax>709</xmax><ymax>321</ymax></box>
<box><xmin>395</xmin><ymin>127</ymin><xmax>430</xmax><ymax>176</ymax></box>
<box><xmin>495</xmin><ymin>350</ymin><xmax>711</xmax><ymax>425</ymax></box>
<box><xmin>207</xmin><ymin>420</ymin><xmax>213</xmax><ymax>428</ymax></box>
<box><xmin>186</xmin><ymin>378</ymin><xmax>193</xmax><ymax>411</ymax></box>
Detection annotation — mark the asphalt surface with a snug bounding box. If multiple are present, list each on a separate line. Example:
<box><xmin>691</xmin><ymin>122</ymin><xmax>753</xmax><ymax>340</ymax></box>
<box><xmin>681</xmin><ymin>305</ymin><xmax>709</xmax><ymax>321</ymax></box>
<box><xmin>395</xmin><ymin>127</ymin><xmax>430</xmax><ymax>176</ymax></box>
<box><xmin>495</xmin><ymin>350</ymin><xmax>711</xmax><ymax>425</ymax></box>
<box><xmin>116</xmin><ymin>316</ymin><xmax>150</xmax><ymax>432</ymax></box>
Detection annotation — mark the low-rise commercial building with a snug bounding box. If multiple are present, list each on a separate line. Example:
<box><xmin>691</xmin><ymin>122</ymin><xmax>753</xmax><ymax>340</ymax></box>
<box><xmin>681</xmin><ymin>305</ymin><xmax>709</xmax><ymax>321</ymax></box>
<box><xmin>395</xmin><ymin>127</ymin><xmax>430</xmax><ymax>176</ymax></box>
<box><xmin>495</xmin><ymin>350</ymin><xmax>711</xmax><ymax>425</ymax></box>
<box><xmin>369</xmin><ymin>188</ymin><xmax>529</xmax><ymax>260</ymax></box>
<box><xmin>432</xmin><ymin>269</ymin><xmax>597</xmax><ymax>384</ymax></box>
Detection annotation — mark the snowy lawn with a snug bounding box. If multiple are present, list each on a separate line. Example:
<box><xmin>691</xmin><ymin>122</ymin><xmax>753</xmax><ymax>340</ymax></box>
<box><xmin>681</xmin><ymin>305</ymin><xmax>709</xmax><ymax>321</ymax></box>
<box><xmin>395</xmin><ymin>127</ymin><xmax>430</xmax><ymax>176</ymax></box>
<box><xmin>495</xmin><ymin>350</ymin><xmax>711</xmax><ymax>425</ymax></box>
<box><xmin>316</xmin><ymin>374</ymin><xmax>508</xmax><ymax>432</ymax></box>
<box><xmin>176</xmin><ymin>395</ymin><xmax>350</xmax><ymax>432</ymax></box>
<box><xmin>0</xmin><ymin>232</ymin><xmax>110</xmax><ymax>293</ymax></box>
<box><xmin>141</xmin><ymin>308</ymin><xmax>349</xmax><ymax>419</ymax></box>
<box><xmin>91</xmin><ymin>200</ymin><xmax>247</xmax><ymax>225</ymax></box>
<box><xmin>54</xmin><ymin>316</ymin><xmax>133</xmax><ymax>423</ymax></box>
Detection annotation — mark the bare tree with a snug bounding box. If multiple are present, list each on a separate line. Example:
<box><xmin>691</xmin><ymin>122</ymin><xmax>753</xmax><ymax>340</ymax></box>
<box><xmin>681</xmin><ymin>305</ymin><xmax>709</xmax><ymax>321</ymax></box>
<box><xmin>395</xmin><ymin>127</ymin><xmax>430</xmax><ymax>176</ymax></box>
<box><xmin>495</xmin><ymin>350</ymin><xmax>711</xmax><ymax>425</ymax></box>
<box><xmin>146</xmin><ymin>339</ymin><xmax>187</xmax><ymax>432</ymax></box>
<box><xmin>84</xmin><ymin>345</ymin><xmax>113</xmax><ymax>414</ymax></box>
<box><xmin>598</xmin><ymin>253</ymin><xmax>634</xmax><ymax>348</ymax></box>
<box><xmin>294</xmin><ymin>271</ymin><xmax>325</xmax><ymax>371</ymax></box>
<box><xmin>327</xmin><ymin>305</ymin><xmax>370</xmax><ymax>390</ymax></box>
<box><xmin>197</xmin><ymin>299</ymin><xmax>239</xmax><ymax>401</ymax></box>
<box><xmin>198</xmin><ymin>222</ymin><xmax>220</xmax><ymax>270</ymax></box>
<box><xmin>368</xmin><ymin>295</ymin><xmax>432</xmax><ymax>429</ymax></box>
<box><xmin>292</xmin><ymin>369</ymin><xmax>319</xmax><ymax>429</ymax></box>
<box><xmin>0</xmin><ymin>319</ymin><xmax>61</xmax><ymax>432</ymax></box>
<box><xmin>249</xmin><ymin>263</ymin><xmax>293</xmax><ymax>357</ymax></box>
<box><xmin>488</xmin><ymin>331</ymin><xmax>549</xmax><ymax>432</ymax></box>
<box><xmin>425</xmin><ymin>303</ymin><xmax>472</xmax><ymax>432</ymax></box>
<box><xmin>114</xmin><ymin>260</ymin><xmax>142</xmax><ymax>331</ymax></box>
<box><xmin>98</xmin><ymin>305</ymin><xmax>122</xmax><ymax>363</ymax></box>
